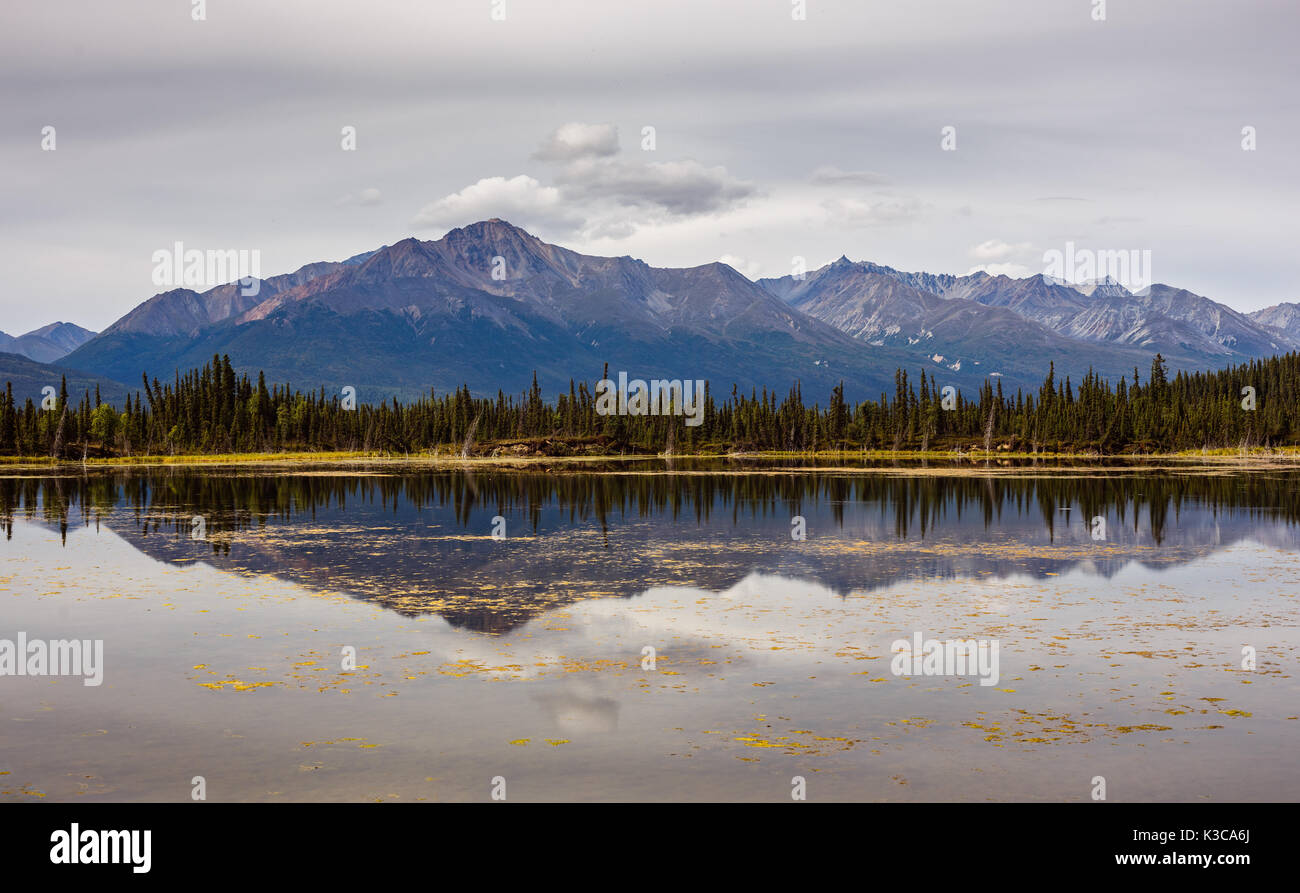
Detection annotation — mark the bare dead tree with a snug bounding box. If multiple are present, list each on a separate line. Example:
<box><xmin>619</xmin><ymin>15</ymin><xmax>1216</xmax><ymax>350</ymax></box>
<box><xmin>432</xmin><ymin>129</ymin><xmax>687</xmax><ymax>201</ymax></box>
<box><xmin>51</xmin><ymin>406</ymin><xmax>68</xmax><ymax>458</ymax></box>
<box><xmin>461</xmin><ymin>413</ymin><xmax>481</xmax><ymax>459</ymax></box>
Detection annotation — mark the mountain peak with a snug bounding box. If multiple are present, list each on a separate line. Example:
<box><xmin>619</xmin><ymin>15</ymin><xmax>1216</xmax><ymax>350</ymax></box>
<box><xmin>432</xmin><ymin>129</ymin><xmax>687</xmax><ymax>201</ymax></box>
<box><xmin>440</xmin><ymin>219</ymin><xmax>547</xmax><ymax>254</ymax></box>
<box><xmin>0</xmin><ymin>320</ymin><xmax>98</xmax><ymax>364</ymax></box>
<box><xmin>454</xmin><ymin>218</ymin><xmax>534</xmax><ymax>238</ymax></box>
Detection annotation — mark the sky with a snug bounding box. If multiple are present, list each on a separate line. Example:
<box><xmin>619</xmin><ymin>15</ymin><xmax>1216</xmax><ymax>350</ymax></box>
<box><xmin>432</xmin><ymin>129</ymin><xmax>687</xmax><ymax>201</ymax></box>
<box><xmin>2</xmin><ymin>0</ymin><xmax>1297</xmax><ymax>334</ymax></box>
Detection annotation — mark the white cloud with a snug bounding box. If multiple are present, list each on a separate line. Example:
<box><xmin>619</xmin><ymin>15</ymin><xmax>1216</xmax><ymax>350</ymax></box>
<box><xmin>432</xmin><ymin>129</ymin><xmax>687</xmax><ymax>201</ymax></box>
<box><xmin>411</xmin><ymin>175</ymin><xmax>580</xmax><ymax>233</ymax></box>
<box><xmin>533</xmin><ymin>122</ymin><xmax>620</xmax><ymax>161</ymax></box>
<box><xmin>718</xmin><ymin>254</ymin><xmax>764</xmax><ymax>280</ymax></box>
<box><xmin>969</xmin><ymin>239</ymin><xmax>1033</xmax><ymax>261</ymax></box>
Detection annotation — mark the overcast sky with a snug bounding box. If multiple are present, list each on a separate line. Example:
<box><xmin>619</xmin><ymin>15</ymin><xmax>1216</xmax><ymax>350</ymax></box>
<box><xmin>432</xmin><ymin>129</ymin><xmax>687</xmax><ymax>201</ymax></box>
<box><xmin>2</xmin><ymin>0</ymin><xmax>1296</xmax><ymax>334</ymax></box>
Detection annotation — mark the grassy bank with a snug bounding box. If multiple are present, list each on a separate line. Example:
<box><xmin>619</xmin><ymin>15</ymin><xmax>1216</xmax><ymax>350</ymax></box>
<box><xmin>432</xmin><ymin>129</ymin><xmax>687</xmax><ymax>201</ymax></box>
<box><xmin>2</xmin><ymin>444</ymin><xmax>1299</xmax><ymax>471</ymax></box>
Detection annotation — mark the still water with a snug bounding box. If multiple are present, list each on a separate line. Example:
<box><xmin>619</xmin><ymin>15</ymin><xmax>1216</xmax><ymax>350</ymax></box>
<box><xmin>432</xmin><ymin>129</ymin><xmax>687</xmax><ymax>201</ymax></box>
<box><xmin>2</xmin><ymin>460</ymin><xmax>1297</xmax><ymax>801</ymax></box>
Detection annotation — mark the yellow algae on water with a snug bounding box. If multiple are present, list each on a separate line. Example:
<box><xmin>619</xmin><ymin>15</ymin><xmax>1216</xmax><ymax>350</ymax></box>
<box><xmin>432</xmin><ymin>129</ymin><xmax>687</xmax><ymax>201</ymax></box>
<box><xmin>197</xmin><ymin>679</ymin><xmax>280</xmax><ymax>692</ymax></box>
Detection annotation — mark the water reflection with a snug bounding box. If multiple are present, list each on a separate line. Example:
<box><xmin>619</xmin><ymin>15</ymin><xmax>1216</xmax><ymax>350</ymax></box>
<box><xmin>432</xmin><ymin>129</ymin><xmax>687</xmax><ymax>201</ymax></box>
<box><xmin>3</xmin><ymin>462</ymin><xmax>1299</xmax><ymax>802</ymax></box>
<box><xmin>3</xmin><ymin>463</ymin><xmax>1298</xmax><ymax>633</ymax></box>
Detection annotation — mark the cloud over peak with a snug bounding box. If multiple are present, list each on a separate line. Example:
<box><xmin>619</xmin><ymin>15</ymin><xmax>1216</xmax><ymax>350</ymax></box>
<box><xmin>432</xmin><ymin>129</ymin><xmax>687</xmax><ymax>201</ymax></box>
<box><xmin>414</xmin><ymin>123</ymin><xmax>755</xmax><ymax>240</ymax></box>
<box><xmin>532</xmin><ymin>122</ymin><xmax>621</xmax><ymax>161</ymax></box>
<box><xmin>412</xmin><ymin>175</ymin><xmax>580</xmax><ymax>233</ymax></box>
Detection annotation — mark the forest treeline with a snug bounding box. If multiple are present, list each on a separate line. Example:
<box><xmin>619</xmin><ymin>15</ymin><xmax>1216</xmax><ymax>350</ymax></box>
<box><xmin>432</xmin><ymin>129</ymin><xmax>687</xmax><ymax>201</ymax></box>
<box><xmin>1</xmin><ymin>352</ymin><xmax>1298</xmax><ymax>457</ymax></box>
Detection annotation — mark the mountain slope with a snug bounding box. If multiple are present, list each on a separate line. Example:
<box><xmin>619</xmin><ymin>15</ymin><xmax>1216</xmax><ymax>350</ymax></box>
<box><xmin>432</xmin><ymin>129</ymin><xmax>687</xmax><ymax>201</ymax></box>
<box><xmin>104</xmin><ymin>259</ymin><xmax>360</xmax><ymax>337</ymax></box>
<box><xmin>1250</xmin><ymin>301</ymin><xmax>1300</xmax><ymax>343</ymax></box>
<box><xmin>65</xmin><ymin>221</ymin><xmax>949</xmax><ymax>403</ymax></box>
<box><xmin>0</xmin><ymin>352</ymin><xmax>131</xmax><ymax>406</ymax></box>
<box><xmin>61</xmin><ymin>221</ymin><xmax>1296</xmax><ymax>407</ymax></box>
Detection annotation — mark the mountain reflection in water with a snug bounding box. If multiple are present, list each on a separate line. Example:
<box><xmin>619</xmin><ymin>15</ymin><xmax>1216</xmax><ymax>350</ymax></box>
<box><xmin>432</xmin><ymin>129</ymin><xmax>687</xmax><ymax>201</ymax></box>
<box><xmin>4</xmin><ymin>462</ymin><xmax>1298</xmax><ymax>633</ymax></box>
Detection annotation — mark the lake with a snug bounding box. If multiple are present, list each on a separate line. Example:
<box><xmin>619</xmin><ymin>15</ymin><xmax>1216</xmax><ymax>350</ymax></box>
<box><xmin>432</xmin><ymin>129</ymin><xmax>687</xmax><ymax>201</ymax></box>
<box><xmin>2</xmin><ymin>459</ymin><xmax>1297</xmax><ymax>801</ymax></box>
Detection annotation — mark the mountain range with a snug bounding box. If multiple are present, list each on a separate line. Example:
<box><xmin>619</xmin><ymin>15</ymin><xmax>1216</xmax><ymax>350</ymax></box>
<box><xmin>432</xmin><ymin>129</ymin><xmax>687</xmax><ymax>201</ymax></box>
<box><xmin>4</xmin><ymin>220</ymin><xmax>1299</xmax><ymax>406</ymax></box>
<box><xmin>0</xmin><ymin>322</ymin><xmax>96</xmax><ymax>364</ymax></box>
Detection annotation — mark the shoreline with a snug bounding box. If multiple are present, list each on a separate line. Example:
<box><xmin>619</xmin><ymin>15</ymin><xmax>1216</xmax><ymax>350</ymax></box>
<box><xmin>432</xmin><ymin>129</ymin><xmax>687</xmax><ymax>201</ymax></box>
<box><xmin>2</xmin><ymin>446</ymin><xmax>1299</xmax><ymax>473</ymax></box>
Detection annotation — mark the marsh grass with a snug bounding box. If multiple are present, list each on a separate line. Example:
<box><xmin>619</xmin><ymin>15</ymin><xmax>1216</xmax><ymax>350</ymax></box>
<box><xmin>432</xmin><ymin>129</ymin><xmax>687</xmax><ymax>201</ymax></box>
<box><xmin>2</xmin><ymin>443</ymin><xmax>1299</xmax><ymax>472</ymax></box>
